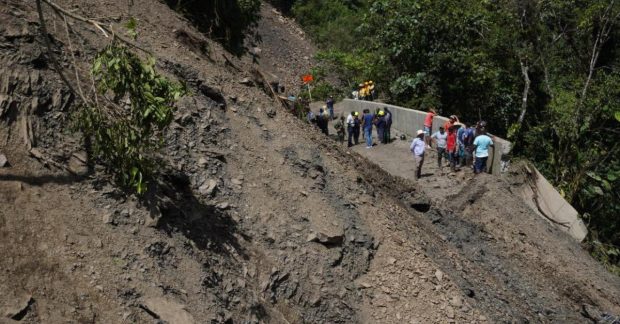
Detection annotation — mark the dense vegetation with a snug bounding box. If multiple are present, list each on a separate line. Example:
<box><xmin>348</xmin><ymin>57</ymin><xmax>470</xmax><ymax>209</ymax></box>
<box><xmin>271</xmin><ymin>0</ymin><xmax>620</xmax><ymax>273</ymax></box>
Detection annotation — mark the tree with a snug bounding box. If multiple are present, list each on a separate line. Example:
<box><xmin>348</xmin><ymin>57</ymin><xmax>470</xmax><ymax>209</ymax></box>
<box><xmin>36</xmin><ymin>0</ymin><xmax>185</xmax><ymax>194</ymax></box>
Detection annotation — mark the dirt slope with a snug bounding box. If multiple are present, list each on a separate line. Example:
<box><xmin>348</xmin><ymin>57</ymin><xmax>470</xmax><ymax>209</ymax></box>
<box><xmin>0</xmin><ymin>1</ymin><xmax>618</xmax><ymax>323</ymax></box>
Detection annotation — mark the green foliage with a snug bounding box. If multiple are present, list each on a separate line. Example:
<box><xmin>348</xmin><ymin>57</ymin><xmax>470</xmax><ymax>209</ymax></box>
<box><xmin>76</xmin><ymin>43</ymin><xmax>185</xmax><ymax>194</ymax></box>
<box><xmin>292</xmin><ymin>0</ymin><xmax>366</xmax><ymax>51</ymax></box>
<box><xmin>124</xmin><ymin>17</ymin><xmax>137</xmax><ymax>40</ymax></box>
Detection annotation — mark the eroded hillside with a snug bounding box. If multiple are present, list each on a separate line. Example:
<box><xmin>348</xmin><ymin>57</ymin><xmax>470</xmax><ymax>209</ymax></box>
<box><xmin>0</xmin><ymin>1</ymin><xmax>618</xmax><ymax>323</ymax></box>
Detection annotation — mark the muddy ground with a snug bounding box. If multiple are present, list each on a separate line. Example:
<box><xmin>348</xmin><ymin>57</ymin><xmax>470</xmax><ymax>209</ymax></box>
<box><xmin>0</xmin><ymin>0</ymin><xmax>619</xmax><ymax>323</ymax></box>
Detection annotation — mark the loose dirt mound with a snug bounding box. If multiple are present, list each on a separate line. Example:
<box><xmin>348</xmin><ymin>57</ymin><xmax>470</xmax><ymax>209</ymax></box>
<box><xmin>0</xmin><ymin>1</ymin><xmax>618</xmax><ymax>323</ymax></box>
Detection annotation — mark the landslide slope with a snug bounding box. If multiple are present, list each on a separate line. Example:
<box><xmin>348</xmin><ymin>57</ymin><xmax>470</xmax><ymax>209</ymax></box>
<box><xmin>0</xmin><ymin>1</ymin><xmax>618</xmax><ymax>323</ymax></box>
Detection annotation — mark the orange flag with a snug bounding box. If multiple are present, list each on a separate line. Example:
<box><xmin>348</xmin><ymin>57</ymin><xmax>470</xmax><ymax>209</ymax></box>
<box><xmin>302</xmin><ymin>74</ymin><xmax>314</xmax><ymax>84</ymax></box>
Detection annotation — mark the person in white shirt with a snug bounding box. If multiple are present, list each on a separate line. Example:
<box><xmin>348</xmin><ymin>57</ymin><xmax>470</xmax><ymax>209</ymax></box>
<box><xmin>410</xmin><ymin>130</ymin><xmax>426</xmax><ymax>180</ymax></box>
<box><xmin>346</xmin><ymin>111</ymin><xmax>356</xmax><ymax>147</ymax></box>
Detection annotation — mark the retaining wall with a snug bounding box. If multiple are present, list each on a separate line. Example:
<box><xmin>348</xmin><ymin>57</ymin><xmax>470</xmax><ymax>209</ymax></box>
<box><xmin>341</xmin><ymin>99</ymin><xmax>511</xmax><ymax>175</ymax></box>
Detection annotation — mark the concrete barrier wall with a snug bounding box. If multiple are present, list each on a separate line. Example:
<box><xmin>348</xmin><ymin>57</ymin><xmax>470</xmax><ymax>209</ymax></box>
<box><xmin>341</xmin><ymin>99</ymin><xmax>511</xmax><ymax>175</ymax></box>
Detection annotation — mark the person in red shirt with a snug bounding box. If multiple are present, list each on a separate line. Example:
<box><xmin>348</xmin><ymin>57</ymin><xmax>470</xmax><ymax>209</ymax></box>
<box><xmin>443</xmin><ymin>115</ymin><xmax>459</xmax><ymax>135</ymax></box>
<box><xmin>423</xmin><ymin>108</ymin><xmax>436</xmax><ymax>147</ymax></box>
<box><xmin>446</xmin><ymin>125</ymin><xmax>458</xmax><ymax>171</ymax></box>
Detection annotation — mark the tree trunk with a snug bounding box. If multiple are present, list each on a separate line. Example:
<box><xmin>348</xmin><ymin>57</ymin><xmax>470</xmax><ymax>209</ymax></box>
<box><xmin>518</xmin><ymin>60</ymin><xmax>530</xmax><ymax>125</ymax></box>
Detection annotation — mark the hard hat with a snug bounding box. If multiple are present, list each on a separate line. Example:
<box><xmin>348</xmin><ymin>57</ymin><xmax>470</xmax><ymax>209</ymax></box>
<box><xmin>359</xmin><ymin>83</ymin><xmax>364</xmax><ymax>87</ymax></box>
<box><xmin>378</xmin><ymin>110</ymin><xmax>385</xmax><ymax>116</ymax></box>
<box><xmin>364</xmin><ymin>81</ymin><xmax>369</xmax><ymax>85</ymax></box>
<box><xmin>369</xmin><ymin>80</ymin><xmax>374</xmax><ymax>84</ymax></box>
<box><xmin>416</xmin><ymin>130</ymin><xmax>424</xmax><ymax>136</ymax></box>
<box><xmin>354</xmin><ymin>112</ymin><xmax>359</xmax><ymax>116</ymax></box>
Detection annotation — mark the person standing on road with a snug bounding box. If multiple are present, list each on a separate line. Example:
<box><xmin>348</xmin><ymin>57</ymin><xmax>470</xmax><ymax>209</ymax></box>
<box><xmin>326</xmin><ymin>96</ymin><xmax>335</xmax><ymax>120</ymax></box>
<box><xmin>317</xmin><ymin>107</ymin><xmax>329</xmax><ymax>135</ymax></box>
<box><xmin>362</xmin><ymin>109</ymin><xmax>374</xmax><ymax>148</ymax></box>
<box><xmin>473</xmin><ymin>129</ymin><xmax>494</xmax><ymax>174</ymax></box>
<box><xmin>346</xmin><ymin>111</ymin><xmax>355</xmax><ymax>147</ymax></box>
<box><xmin>446</xmin><ymin>125</ymin><xmax>458</xmax><ymax>171</ymax></box>
<box><xmin>334</xmin><ymin>115</ymin><xmax>346</xmax><ymax>144</ymax></box>
<box><xmin>353</xmin><ymin>112</ymin><xmax>361</xmax><ymax>145</ymax></box>
<box><xmin>384</xmin><ymin>107</ymin><xmax>392</xmax><ymax>143</ymax></box>
<box><xmin>375</xmin><ymin>110</ymin><xmax>386</xmax><ymax>144</ymax></box>
<box><xmin>410</xmin><ymin>130</ymin><xmax>426</xmax><ymax>180</ymax></box>
<box><xmin>424</xmin><ymin>108</ymin><xmax>436</xmax><ymax>147</ymax></box>
<box><xmin>443</xmin><ymin>115</ymin><xmax>459</xmax><ymax>135</ymax></box>
<box><xmin>463</xmin><ymin>123</ymin><xmax>476</xmax><ymax>167</ymax></box>
<box><xmin>431</xmin><ymin>127</ymin><xmax>448</xmax><ymax>168</ymax></box>
<box><xmin>456</xmin><ymin>122</ymin><xmax>467</xmax><ymax>167</ymax></box>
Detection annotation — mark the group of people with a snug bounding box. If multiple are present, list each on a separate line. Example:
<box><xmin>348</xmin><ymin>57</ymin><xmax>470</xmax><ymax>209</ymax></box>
<box><xmin>410</xmin><ymin>108</ymin><xmax>494</xmax><ymax>179</ymax></box>
<box><xmin>304</xmin><ymin>96</ymin><xmax>493</xmax><ymax>182</ymax></box>
<box><xmin>351</xmin><ymin>81</ymin><xmax>376</xmax><ymax>101</ymax></box>
<box><xmin>334</xmin><ymin>107</ymin><xmax>393</xmax><ymax>148</ymax></box>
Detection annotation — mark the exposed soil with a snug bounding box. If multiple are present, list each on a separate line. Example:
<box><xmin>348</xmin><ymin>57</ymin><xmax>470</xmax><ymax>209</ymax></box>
<box><xmin>0</xmin><ymin>1</ymin><xmax>619</xmax><ymax>323</ymax></box>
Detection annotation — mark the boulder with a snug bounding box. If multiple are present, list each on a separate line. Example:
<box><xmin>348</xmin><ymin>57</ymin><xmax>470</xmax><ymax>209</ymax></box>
<box><xmin>0</xmin><ymin>154</ymin><xmax>7</xmax><ymax>167</ymax></box>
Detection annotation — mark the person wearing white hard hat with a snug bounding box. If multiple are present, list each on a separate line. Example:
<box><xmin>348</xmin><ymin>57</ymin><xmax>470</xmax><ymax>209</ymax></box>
<box><xmin>410</xmin><ymin>130</ymin><xmax>426</xmax><ymax>180</ymax></box>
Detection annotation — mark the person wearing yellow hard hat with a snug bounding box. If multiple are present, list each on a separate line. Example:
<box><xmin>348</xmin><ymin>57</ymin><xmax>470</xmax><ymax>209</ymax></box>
<box><xmin>375</xmin><ymin>110</ymin><xmax>387</xmax><ymax>144</ymax></box>
<box><xmin>368</xmin><ymin>80</ymin><xmax>376</xmax><ymax>101</ymax></box>
<box><xmin>353</xmin><ymin>111</ymin><xmax>361</xmax><ymax>144</ymax></box>
<box><xmin>359</xmin><ymin>83</ymin><xmax>368</xmax><ymax>101</ymax></box>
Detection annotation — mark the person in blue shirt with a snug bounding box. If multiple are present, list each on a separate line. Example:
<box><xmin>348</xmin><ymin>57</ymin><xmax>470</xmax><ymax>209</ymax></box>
<box><xmin>353</xmin><ymin>112</ymin><xmax>361</xmax><ymax>145</ymax></box>
<box><xmin>326</xmin><ymin>96</ymin><xmax>335</xmax><ymax>120</ymax></box>
<box><xmin>462</xmin><ymin>124</ymin><xmax>476</xmax><ymax>167</ymax></box>
<box><xmin>473</xmin><ymin>130</ymin><xmax>494</xmax><ymax>174</ymax></box>
<box><xmin>375</xmin><ymin>110</ymin><xmax>386</xmax><ymax>144</ymax></box>
<box><xmin>362</xmin><ymin>109</ymin><xmax>374</xmax><ymax>148</ymax></box>
<box><xmin>410</xmin><ymin>130</ymin><xmax>426</xmax><ymax>179</ymax></box>
<box><xmin>456</xmin><ymin>122</ymin><xmax>466</xmax><ymax>167</ymax></box>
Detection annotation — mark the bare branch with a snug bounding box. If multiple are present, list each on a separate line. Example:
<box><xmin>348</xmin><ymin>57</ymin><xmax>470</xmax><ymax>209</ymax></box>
<box><xmin>62</xmin><ymin>15</ymin><xmax>89</xmax><ymax>106</ymax></box>
<box><xmin>41</xmin><ymin>0</ymin><xmax>152</xmax><ymax>55</ymax></box>
<box><xmin>35</xmin><ymin>0</ymin><xmax>81</xmax><ymax>101</ymax></box>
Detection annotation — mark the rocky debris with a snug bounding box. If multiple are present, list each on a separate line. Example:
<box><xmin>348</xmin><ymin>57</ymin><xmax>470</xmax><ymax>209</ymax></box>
<box><xmin>216</xmin><ymin>202</ymin><xmax>230</xmax><ymax>210</ymax></box>
<box><xmin>67</xmin><ymin>151</ymin><xmax>88</xmax><ymax>176</ymax></box>
<box><xmin>307</xmin><ymin>229</ymin><xmax>344</xmax><ymax>246</ymax></box>
<box><xmin>174</xmin><ymin>29</ymin><xmax>209</xmax><ymax>57</ymax></box>
<box><xmin>0</xmin><ymin>153</ymin><xmax>8</xmax><ymax>167</ymax></box>
<box><xmin>239</xmin><ymin>77</ymin><xmax>253</xmax><ymax>86</ymax></box>
<box><xmin>3</xmin><ymin>295</ymin><xmax>34</xmax><ymax>321</ymax></box>
<box><xmin>265</xmin><ymin>105</ymin><xmax>276</xmax><ymax>118</ymax></box>
<box><xmin>140</xmin><ymin>297</ymin><xmax>196</xmax><ymax>324</ymax></box>
<box><xmin>198</xmin><ymin>179</ymin><xmax>218</xmax><ymax>196</ymax></box>
<box><xmin>102</xmin><ymin>212</ymin><xmax>116</xmax><ymax>225</ymax></box>
<box><xmin>434</xmin><ymin>269</ymin><xmax>444</xmax><ymax>282</ymax></box>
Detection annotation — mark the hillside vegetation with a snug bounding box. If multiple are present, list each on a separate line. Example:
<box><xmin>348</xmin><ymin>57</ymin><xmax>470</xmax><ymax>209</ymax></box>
<box><xmin>272</xmin><ymin>0</ymin><xmax>620</xmax><ymax>273</ymax></box>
